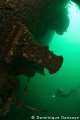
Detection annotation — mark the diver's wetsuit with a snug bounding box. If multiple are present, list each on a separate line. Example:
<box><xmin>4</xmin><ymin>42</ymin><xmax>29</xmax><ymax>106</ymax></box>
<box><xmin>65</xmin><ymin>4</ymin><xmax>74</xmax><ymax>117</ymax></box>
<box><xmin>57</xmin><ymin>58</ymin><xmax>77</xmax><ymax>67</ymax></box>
<box><xmin>55</xmin><ymin>89</ymin><xmax>76</xmax><ymax>98</ymax></box>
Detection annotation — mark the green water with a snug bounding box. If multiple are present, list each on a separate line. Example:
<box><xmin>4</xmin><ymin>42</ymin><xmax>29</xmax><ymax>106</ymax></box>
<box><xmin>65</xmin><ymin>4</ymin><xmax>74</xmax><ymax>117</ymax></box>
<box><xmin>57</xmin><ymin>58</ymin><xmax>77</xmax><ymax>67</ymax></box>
<box><xmin>1</xmin><ymin>2</ymin><xmax>80</xmax><ymax>120</ymax></box>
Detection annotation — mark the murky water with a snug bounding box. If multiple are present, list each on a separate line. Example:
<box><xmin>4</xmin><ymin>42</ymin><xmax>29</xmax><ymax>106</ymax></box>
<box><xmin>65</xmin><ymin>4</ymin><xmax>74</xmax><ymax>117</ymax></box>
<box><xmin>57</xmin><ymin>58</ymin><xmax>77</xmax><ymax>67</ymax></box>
<box><xmin>0</xmin><ymin>1</ymin><xmax>80</xmax><ymax>120</ymax></box>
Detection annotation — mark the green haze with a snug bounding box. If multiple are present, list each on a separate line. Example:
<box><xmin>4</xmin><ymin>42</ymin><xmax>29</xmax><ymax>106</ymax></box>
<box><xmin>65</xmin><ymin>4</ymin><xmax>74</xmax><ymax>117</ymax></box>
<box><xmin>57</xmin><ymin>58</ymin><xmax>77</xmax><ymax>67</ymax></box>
<box><xmin>1</xmin><ymin>2</ymin><xmax>80</xmax><ymax>120</ymax></box>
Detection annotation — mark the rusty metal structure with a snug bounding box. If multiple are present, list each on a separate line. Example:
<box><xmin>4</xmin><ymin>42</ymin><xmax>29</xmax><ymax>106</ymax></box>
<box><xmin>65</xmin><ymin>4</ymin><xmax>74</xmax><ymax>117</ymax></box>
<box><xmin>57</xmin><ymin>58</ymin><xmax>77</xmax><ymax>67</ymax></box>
<box><xmin>0</xmin><ymin>22</ymin><xmax>63</xmax><ymax>116</ymax></box>
<box><xmin>1</xmin><ymin>22</ymin><xmax>63</xmax><ymax>74</ymax></box>
<box><xmin>0</xmin><ymin>0</ymin><xmax>71</xmax><ymax>116</ymax></box>
<box><xmin>0</xmin><ymin>0</ymin><xmax>70</xmax><ymax>41</ymax></box>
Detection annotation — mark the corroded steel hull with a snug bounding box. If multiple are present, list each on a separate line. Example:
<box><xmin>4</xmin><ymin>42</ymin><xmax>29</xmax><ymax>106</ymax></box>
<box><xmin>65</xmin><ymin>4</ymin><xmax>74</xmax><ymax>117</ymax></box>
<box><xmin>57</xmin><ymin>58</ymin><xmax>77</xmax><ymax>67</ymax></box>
<box><xmin>0</xmin><ymin>22</ymin><xmax>63</xmax><ymax>74</ymax></box>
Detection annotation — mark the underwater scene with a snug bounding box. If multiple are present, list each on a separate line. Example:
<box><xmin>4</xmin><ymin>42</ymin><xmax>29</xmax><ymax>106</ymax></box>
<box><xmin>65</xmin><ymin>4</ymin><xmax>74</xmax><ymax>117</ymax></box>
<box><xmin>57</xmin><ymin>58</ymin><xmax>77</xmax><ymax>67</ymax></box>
<box><xmin>0</xmin><ymin>0</ymin><xmax>80</xmax><ymax>120</ymax></box>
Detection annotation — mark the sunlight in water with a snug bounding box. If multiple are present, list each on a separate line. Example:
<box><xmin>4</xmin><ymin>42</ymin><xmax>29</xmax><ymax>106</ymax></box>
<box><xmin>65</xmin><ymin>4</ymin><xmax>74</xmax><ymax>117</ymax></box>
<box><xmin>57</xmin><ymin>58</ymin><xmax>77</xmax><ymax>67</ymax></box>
<box><xmin>68</xmin><ymin>2</ymin><xmax>79</xmax><ymax>14</ymax></box>
<box><xmin>66</xmin><ymin>2</ymin><xmax>80</xmax><ymax>44</ymax></box>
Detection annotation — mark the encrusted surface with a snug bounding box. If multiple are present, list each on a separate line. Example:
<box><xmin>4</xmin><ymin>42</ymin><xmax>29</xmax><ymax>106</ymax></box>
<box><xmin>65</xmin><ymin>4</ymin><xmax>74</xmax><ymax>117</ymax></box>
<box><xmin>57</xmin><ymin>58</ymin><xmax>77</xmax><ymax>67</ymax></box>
<box><xmin>0</xmin><ymin>23</ymin><xmax>63</xmax><ymax>74</ymax></box>
<box><xmin>0</xmin><ymin>0</ymin><xmax>70</xmax><ymax>41</ymax></box>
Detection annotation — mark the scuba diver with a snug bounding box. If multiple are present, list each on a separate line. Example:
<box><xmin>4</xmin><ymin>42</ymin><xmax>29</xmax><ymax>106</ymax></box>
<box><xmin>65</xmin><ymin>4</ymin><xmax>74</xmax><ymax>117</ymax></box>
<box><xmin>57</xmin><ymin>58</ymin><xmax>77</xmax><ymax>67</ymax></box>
<box><xmin>55</xmin><ymin>89</ymin><xmax>76</xmax><ymax>98</ymax></box>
